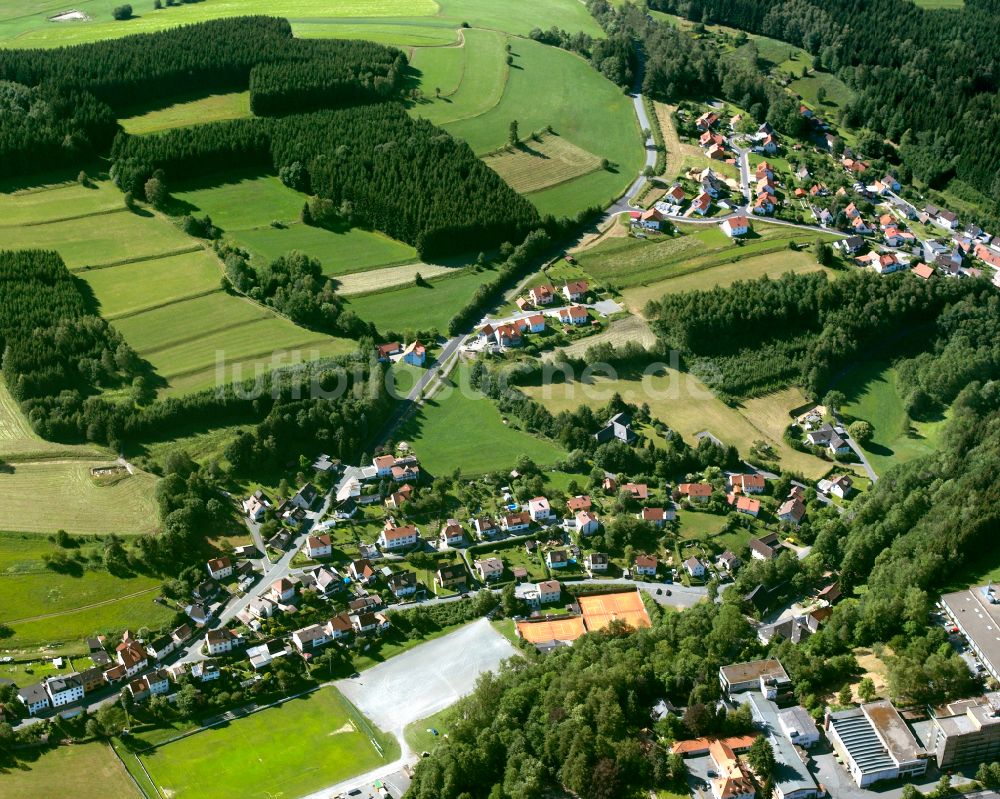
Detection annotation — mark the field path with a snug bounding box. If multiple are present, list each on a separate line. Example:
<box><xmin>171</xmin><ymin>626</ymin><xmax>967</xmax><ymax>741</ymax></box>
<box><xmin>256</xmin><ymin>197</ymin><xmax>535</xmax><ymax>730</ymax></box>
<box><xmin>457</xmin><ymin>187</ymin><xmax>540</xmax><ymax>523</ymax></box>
<box><xmin>1</xmin><ymin>585</ymin><xmax>161</xmax><ymax>625</ymax></box>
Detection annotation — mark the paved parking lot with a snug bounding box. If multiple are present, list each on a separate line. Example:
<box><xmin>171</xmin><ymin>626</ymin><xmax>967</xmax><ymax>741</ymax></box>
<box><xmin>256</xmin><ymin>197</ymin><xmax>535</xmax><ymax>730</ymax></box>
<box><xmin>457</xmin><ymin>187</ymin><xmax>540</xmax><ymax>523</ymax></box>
<box><xmin>336</xmin><ymin>618</ymin><xmax>518</xmax><ymax>736</ymax></box>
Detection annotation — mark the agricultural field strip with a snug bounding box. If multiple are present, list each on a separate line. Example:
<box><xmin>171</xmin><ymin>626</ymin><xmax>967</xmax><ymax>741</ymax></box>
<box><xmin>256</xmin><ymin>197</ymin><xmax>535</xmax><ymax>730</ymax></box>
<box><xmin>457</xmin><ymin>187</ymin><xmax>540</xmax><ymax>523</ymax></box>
<box><xmin>483</xmin><ymin>134</ymin><xmax>604</xmax><ymax>194</ymax></box>
<box><xmin>1</xmin><ymin>585</ymin><xmax>160</xmax><ymax>625</ymax></box>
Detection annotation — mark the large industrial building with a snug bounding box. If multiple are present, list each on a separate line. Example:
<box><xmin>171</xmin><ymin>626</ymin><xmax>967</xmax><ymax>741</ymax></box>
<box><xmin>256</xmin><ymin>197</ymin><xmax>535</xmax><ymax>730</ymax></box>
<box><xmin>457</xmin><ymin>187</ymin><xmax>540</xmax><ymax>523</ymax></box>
<box><xmin>744</xmin><ymin>692</ymin><xmax>821</xmax><ymax>799</ymax></box>
<box><xmin>926</xmin><ymin>693</ymin><xmax>1000</xmax><ymax>769</ymax></box>
<box><xmin>825</xmin><ymin>700</ymin><xmax>929</xmax><ymax>787</ymax></box>
<box><xmin>941</xmin><ymin>585</ymin><xmax>1000</xmax><ymax>683</ymax></box>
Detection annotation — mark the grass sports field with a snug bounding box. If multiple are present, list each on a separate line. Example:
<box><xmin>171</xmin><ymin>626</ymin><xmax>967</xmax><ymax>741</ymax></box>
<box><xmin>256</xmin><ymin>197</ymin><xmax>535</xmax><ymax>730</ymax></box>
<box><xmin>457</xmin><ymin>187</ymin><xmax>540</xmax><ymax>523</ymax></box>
<box><xmin>119</xmin><ymin>92</ymin><xmax>252</xmax><ymax>135</ymax></box>
<box><xmin>840</xmin><ymin>361</ymin><xmax>949</xmax><ymax>476</ymax></box>
<box><xmin>0</xmin><ymin>461</ymin><xmax>159</xmax><ymax>534</ymax></box>
<box><xmin>521</xmin><ymin>365</ymin><xmax>829</xmax><ymax>479</ymax></box>
<box><xmin>398</xmin><ymin>384</ymin><xmax>565</xmax><ymax>475</ymax></box>
<box><xmin>5</xmin><ymin>743</ymin><xmax>140</xmax><ymax>799</ymax></box>
<box><xmin>138</xmin><ymin>687</ymin><xmax>397</xmax><ymax>799</ymax></box>
<box><xmin>443</xmin><ymin>36</ymin><xmax>642</xmax><ymax>215</ymax></box>
<box><xmin>484</xmin><ymin>133</ymin><xmax>604</xmax><ymax>194</ymax></box>
<box><xmin>0</xmin><ymin>532</ymin><xmax>174</xmax><ymax>650</ymax></box>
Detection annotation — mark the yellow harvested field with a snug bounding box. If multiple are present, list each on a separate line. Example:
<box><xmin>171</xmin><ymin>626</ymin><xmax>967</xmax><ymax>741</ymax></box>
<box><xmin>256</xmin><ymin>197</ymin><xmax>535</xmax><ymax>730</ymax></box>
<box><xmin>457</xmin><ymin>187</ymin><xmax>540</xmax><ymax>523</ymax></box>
<box><xmin>655</xmin><ymin>101</ymin><xmax>701</xmax><ymax>178</ymax></box>
<box><xmin>484</xmin><ymin>134</ymin><xmax>603</xmax><ymax>194</ymax></box>
<box><xmin>737</xmin><ymin>387</ymin><xmax>814</xmax><ymax>445</ymax></box>
<box><xmin>334</xmin><ymin>262</ymin><xmax>464</xmax><ymax>295</ymax></box>
<box><xmin>543</xmin><ymin>315</ymin><xmax>656</xmax><ymax>361</ymax></box>
<box><xmin>522</xmin><ymin>365</ymin><xmax>829</xmax><ymax>478</ymax></box>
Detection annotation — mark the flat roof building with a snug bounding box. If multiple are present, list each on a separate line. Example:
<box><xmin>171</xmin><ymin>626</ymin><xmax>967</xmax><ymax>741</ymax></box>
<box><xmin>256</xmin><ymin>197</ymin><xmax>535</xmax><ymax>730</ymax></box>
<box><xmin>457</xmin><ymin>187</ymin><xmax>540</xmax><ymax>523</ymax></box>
<box><xmin>720</xmin><ymin>659</ymin><xmax>791</xmax><ymax>698</ymax></box>
<box><xmin>825</xmin><ymin>700</ymin><xmax>929</xmax><ymax>787</ymax></box>
<box><xmin>926</xmin><ymin>692</ymin><xmax>1000</xmax><ymax>769</ymax></box>
<box><xmin>942</xmin><ymin>585</ymin><xmax>1000</xmax><ymax>683</ymax></box>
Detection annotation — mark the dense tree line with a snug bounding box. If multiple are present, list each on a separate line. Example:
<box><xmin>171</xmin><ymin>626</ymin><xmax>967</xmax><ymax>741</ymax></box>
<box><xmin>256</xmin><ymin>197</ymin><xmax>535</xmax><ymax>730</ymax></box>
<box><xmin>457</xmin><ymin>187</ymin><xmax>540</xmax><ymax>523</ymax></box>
<box><xmin>0</xmin><ymin>250</ymin><xmax>141</xmax><ymax>437</ymax></box>
<box><xmin>0</xmin><ymin>18</ymin><xmax>407</xmax><ymax>177</ymax></box>
<box><xmin>649</xmin><ymin>270</ymin><xmax>982</xmax><ymax>398</ymax></box>
<box><xmin>110</xmin><ymin>104</ymin><xmax>540</xmax><ymax>259</ymax></box>
<box><xmin>650</xmin><ymin>0</ymin><xmax>1000</xmax><ymax>208</ymax></box>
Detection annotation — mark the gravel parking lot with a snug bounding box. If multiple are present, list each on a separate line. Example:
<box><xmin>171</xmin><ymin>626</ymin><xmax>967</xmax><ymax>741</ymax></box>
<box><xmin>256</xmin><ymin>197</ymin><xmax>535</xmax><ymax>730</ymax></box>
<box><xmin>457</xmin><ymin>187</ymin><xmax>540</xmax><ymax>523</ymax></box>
<box><xmin>335</xmin><ymin>619</ymin><xmax>518</xmax><ymax>735</ymax></box>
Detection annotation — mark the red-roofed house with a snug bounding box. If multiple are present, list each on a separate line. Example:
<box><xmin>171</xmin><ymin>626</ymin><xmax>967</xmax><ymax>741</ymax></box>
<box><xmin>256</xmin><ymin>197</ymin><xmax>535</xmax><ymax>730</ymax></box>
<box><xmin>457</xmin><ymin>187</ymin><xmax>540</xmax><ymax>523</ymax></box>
<box><xmin>679</xmin><ymin>483</ymin><xmax>712</xmax><ymax>501</ymax></box>
<box><xmin>721</xmin><ymin>216</ymin><xmax>749</xmax><ymax>238</ymax></box>
<box><xmin>563</xmin><ymin>280</ymin><xmax>590</xmax><ymax>301</ymax></box>
<box><xmin>728</xmin><ymin>493</ymin><xmax>761</xmax><ymax>517</ymax></box>
<box><xmin>529</xmin><ymin>284</ymin><xmax>556</xmax><ymax>306</ymax></box>
<box><xmin>306</xmin><ymin>535</ymin><xmax>332</xmax><ymax>559</ymax></box>
<box><xmin>376</xmin><ymin>342</ymin><xmax>402</xmax><ymax>361</ymax></box>
<box><xmin>691</xmin><ymin>191</ymin><xmax>711</xmax><ymax>215</ymax></box>
<box><xmin>558</xmin><ymin>305</ymin><xmax>589</xmax><ymax>325</ymax></box>
<box><xmin>379</xmin><ymin>523</ymin><xmax>419</xmax><ymax>552</ymax></box>
<box><xmin>911</xmin><ymin>262</ymin><xmax>935</xmax><ymax>280</ymax></box>
<box><xmin>206</xmin><ymin>557</ymin><xmax>232</xmax><ymax>581</ymax></box>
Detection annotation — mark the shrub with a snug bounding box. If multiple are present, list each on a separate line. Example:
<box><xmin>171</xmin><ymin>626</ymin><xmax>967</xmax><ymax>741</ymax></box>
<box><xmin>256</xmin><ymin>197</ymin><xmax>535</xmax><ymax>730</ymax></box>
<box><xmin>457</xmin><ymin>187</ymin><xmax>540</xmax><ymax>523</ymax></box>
<box><xmin>112</xmin><ymin>4</ymin><xmax>133</xmax><ymax>20</ymax></box>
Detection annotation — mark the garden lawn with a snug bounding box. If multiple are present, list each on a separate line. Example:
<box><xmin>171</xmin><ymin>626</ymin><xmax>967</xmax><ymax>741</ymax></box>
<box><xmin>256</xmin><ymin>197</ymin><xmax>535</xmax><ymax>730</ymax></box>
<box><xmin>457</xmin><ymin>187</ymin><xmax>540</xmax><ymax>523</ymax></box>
<box><xmin>81</xmin><ymin>251</ymin><xmax>222</xmax><ymax>319</ymax></box>
<box><xmin>139</xmin><ymin>687</ymin><xmax>397</xmax><ymax>799</ymax></box>
<box><xmin>0</xmin><ymin>461</ymin><xmax>159</xmax><ymax>535</ymax></box>
<box><xmin>444</xmin><ymin>36</ymin><xmax>642</xmax><ymax>215</ymax></box>
<box><xmin>520</xmin><ymin>365</ymin><xmax>829</xmax><ymax>479</ymax></box>
<box><xmin>1</xmin><ymin>0</ymin><xmax>438</xmax><ymax>47</ymax></box>
<box><xmin>397</xmin><ymin>387</ymin><xmax>565</xmax><ymax>476</ymax></box>
<box><xmin>404</xmin><ymin>704</ymin><xmax>459</xmax><ymax>754</ymax></box>
<box><xmin>119</xmin><ymin>92</ymin><xmax>251</xmax><ymax>135</ymax></box>
<box><xmin>411</xmin><ymin>28</ymin><xmax>509</xmax><ymax>126</ymax></box>
<box><xmin>344</xmin><ymin>267</ymin><xmax>492</xmax><ymax>332</ymax></box>
<box><xmin>4</xmin><ymin>743</ymin><xmax>140</xmax><ymax>799</ymax></box>
<box><xmin>839</xmin><ymin>360</ymin><xmax>949</xmax><ymax>476</ymax></box>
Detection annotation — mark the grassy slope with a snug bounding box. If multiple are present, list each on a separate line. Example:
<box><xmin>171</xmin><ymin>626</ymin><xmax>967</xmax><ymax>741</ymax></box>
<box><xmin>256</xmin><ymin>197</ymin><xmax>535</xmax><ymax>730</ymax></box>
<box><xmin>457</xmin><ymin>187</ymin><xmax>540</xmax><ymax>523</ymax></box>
<box><xmin>840</xmin><ymin>360</ymin><xmax>950</xmax><ymax>476</ymax></box>
<box><xmin>119</xmin><ymin>92</ymin><xmax>252</xmax><ymax>135</ymax></box>
<box><xmin>444</xmin><ymin>36</ymin><xmax>642</xmax><ymax>215</ymax></box>
<box><xmin>5</xmin><ymin>743</ymin><xmax>140</xmax><ymax>799</ymax></box>
<box><xmin>0</xmin><ymin>378</ymin><xmax>105</xmax><ymax>461</ymax></box>
<box><xmin>139</xmin><ymin>688</ymin><xmax>397</xmax><ymax>799</ymax></box>
<box><xmin>397</xmin><ymin>386</ymin><xmax>565</xmax><ymax>476</ymax></box>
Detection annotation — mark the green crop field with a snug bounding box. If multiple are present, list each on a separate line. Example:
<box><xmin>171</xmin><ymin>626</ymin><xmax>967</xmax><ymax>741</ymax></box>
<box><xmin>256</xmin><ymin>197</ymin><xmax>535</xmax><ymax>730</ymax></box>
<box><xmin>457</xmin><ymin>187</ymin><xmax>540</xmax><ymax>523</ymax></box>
<box><xmin>398</xmin><ymin>384</ymin><xmax>565</xmax><ymax>475</ymax></box>
<box><xmin>172</xmin><ymin>174</ymin><xmax>418</xmax><ymax>275</ymax></box>
<box><xmin>0</xmin><ymin>0</ymin><xmax>439</xmax><ymax>46</ymax></box>
<box><xmin>81</xmin><ymin>250</ymin><xmax>222</xmax><ymax>319</ymax></box>
<box><xmin>292</xmin><ymin>20</ymin><xmax>460</xmax><ymax>46</ymax></box>
<box><xmin>435</xmin><ymin>0</ymin><xmax>603</xmax><ymax>37</ymax></box>
<box><xmin>411</xmin><ymin>28</ymin><xmax>509</xmax><ymax>126</ymax></box>
<box><xmin>0</xmin><ymin>378</ymin><xmax>105</xmax><ymax>461</ymax></box>
<box><xmin>840</xmin><ymin>360</ymin><xmax>950</xmax><ymax>476</ymax></box>
<box><xmin>5</xmin><ymin>743</ymin><xmax>141</xmax><ymax>799</ymax></box>
<box><xmin>0</xmin><ymin>180</ymin><xmax>122</xmax><ymax>226</ymax></box>
<box><xmin>119</xmin><ymin>91</ymin><xmax>252</xmax><ymax>135</ymax></box>
<box><xmin>789</xmin><ymin>72</ymin><xmax>855</xmax><ymax>113</ymax></box>
<box><xmin>912</xmin><ymin>0</ymin><xmax>963</xmax><ymax>7</ymax></box>
<box><xmin>443</xmin><ymin>36</ymin><xmax>642</xmax><ymax>215</ymax></box>
<box><xmin>345</xmin><ymin>266</ymin><xmax>492</xmax><ymax>332</ymax></box>
<box><xmin>484</xmin><ymin>133</ymin><xmax>603</xmax><ymax>194</ymax></box>
<box><xmin>4</xmin><ymin>208</ymin><xmax>195</xmax><ymax>270</ymax></box>
<box><xmin>521</xmin><ymin>365</ymin><xmax>829</xmax><ymax>479</ymax></box>
<box><xmin>0</xmin><ymin>532</ymin><xmax>174</xmax><ymax>649</ymax></box>
<box><xmin>138</xmin><ymin>687</ymin><xmax>397</xmax><ymax>799</ymax></box>
<box><xmin>0</xmin><ymin>461</ymin><xmax>159</xmax><ymax>534</ymax></box>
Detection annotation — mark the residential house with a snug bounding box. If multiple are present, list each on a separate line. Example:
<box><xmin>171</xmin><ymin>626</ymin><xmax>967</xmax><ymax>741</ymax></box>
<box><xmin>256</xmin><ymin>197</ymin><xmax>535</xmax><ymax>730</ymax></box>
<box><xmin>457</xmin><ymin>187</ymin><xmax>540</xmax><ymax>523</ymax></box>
<box><xmin>757</xmin><ymin>616</ymin><xmax>812</xmax><ymax>646</ymax></box>
<box><xmin>974</xmin><ymin>243</ymin><xmax>1000</xmax><ymax>269</ymax></box>
<box><xmin>493</xmin><ymin>323</ymin><xmax>522</xmax><ymax>348</ymax></box>
<box><xmin>777</xmin><ymin>498</ymin><xmax>806</xmax><ymax>525</ymax></box>
<box><xmin>501</xmin><ymin>511</ymin><xmax>531</xmax><ymax>532</ymax></box>
<box><xmin>186</xmin><ymin>603</ymin><xmax>210</xmax><ymax>626</ymax></box>
<box><xmin>750</xmin><ymin>532</ymin><xmax>782</xmax><ymax>560</ymax></box>
<box><xmin>248</xmin><ymin>596</ymin><xmax>276</xmax><ymax>620</ymax></box>
<box><xmin>729</xmin><ymin>473</ymin><xmax>765</xmax><ymax>494</ymax></box>
<box><xmin>829</xmin><ymin>474</ymin><xmax>854</xmax><ymax>499</ymax></box>
<box><xmin>873</xmin><ymin>252</ymin><xmax>904</xmax><ymax>275</ymax></box>
<box><xmin>145</xmin><ymin>635</ymin><xmax>175</xmax><ymax>661</ymax></box>
<box><xmin>391</xmin><ymin>462</ymin><xmax>420</xmax><ymax>483</ymax></box>
<box><xmin>270</xmin><ymin>577</ymin><xmax>297</xmax><ymax>603</ymax></box>
<box><xmin>18</xmin><ymin>683</ymin><xmax>50</xmax><ymax>716</ymax></box>
<box><xmin>558</xmin><ymin>304</ymin><xmax>589</xmax><ymax>325</ymax></box>
<box><xmin>717</xmin><ymin>550</ymin><xmax>741</xmax><ymax>573</ymax></box>
<box><xmin>526</xmin><ymin>313</ymin><xmax>546</xmax><ymax>333</ymax></box>
<box><xmin>679</xmin><ymin>482</ymin><xmax>712</xmax><ymax>502</ymax></box>
<box><xmin>193</xmin><ymin>579</ymin><xmax>218</xmax><ymax>602</ymax></box>
<box><xmin>728</xmin><ymin>493</ymin><xmax>761</xmax><ymax>517</ymax></box>
<box><xmin>696</xmin><ymin>111</ymin><xmax>719</xmax><ymax>130</ymax></box>
<box><xmin>665</xmin><ymin>183</ymin><xmax>686</xmax><ymax>206</ymax></box>
<box><xmin>721</xmin><ymin>215</ymin><xmax>750</xmax><ymax>237</ymax></box>
<box><xmin>546</xmin><ymin>549</ymin><xmax>569</xmax><ymax>569</ymax></box>
<box><xmin>586</xmin><ymin>552</ymin><xmax>610</xmax><ymax>574</ymax></box>
<box><xmin>435</xmin><ymin>564</ymin><xmax>467</xmax><ymax>590</ymax></box>
<box><xmin>327</xmin><ymin>613</ymin><xmax>354</xmax><ymax>641</ymax></box>
<box><xmin>707</xmin><ymin>142</ymin><xmax>726</xmax><ymax>160</ymax></box>
<box><xmin>350</xmin><ymin>611</ymin><xmax>381</xmax><ymax>635</ymax></box>
<box><xmin>439</xmin><ymin>519</ymin><xmax>466</xmax><ymax>548</ymax></box>
<box><xmin>641</xmin><ymin>507</ymin><xmax>674</xmax><ymax>527</ymax></box>
<box><xmin>633</xmin><ymin>554</ymin><xmax>658</xmax><ymax>577</ymax></box>
<box><xmin>528</xmin><ymin>284</ymin><xmax>556</xmax><ymax>306</ymax></box>
<box><xmin>348</xmin><ymin>595</ymin><xmax>383</xmax><ymax>613</ymax></box>
<box><xmin>290</xmin><ymin>482</ymin><xmax>319</xmax><ymax>511</ymax></box>
<box><xmin>753</xmin><ymin>194</ymin><xmax>774</xmax><ymax>216</ymax></box>
<box><xmin>312</xmin><ymin>567</ymin><xmax>342</xmax><ymax>596</ymax></box>
<box><xmin>576</xmin><ymin>511</ymin><xmax>600</xmax><ymax>536</ymax></box>
<box><xmin>376</xmin><ymin>341</ymin><xmax>402</xmax><ymax>361</ymax></box>
<box><xmin>912</xmin><ymin>262</ymin><xmax>935</xmax><ymax>280</ymax></box>
<box><xmin>684</xmin><ymin>557</ymin><xmax>706</xmax><ymax>578</ymax></box>
<box><xmin>563</xmin><ymin>280</ymin><xmax>590</xmax><ymax>302</ymax></box>
<box><xmin>537</xmin><ymin>579</ymin><xmax>562</xmax><ymax>604</ymax></box>
<box><xmin>884</xmin><ymin>226</ymin><xmax>914</xmax><ymax>247</ymax></box>
<box><xmin>385</xmin><ymin>483</ymin><xmax>414</xmax><ymax>509</ymax></box>
<box><xmin>103</xmin><ymin>664</ymin><xmax>127</xmax><ymax>684</ymax></box>
<box><xmin>622</xmin><ymin>482</ymin><xmax>649</xmax><ymax>500</ymax></box>
<box><xmin>379</xmin><ymin>523</ymin><xmax>419</xmax><ymax>552</ymax></box>
<box><xmin>700</xmin><ymin>129</ymin><xmax>724</xmax><ymax>148</ymax></box>
<box><xmin>567</xmin><ymin>495</ymin><xmax>592</xmax><ymax>512</ymax></box>
<box><xmin>512</xmin><ymin>566</ymin><xmax>529</xmax><ymax>583</ymax></box>
<box><xmin>402</xmin><ymin>340</ymin><xmax>426</xmax><ymax>367</ymax></box>
<box><xmin>292</xmin><ymin>624</ymin><xmax>330</xmax><ymax>653</ymax></box>
<box><xmin>191</xmin><ymin>661</ymin><xmax>221</xmax><ymax>682</ymax></box>
<box><xmin>527</xmin><ymin>496</ymin><xmax>551</xmax><ymax>521</ymax></box>
<box><xmin>242</xmin><ymin>490</ymin><xmax>271</xmax><ymax>522</ymax></box>
<box><xmin>691</xmin><ymin>191</ymin><xmax>712</xmax><ymax>215</ymax></box>
<box><xmin>932</xmin><ymin>207</ymin><xmax>960</xmax><ymax>230</ymax></box>
<box><xmin>373</xmin><ymin>454</ymin><xmax>396</xmax><ymax>477</ymax></box>
<box><xmin>836</xmin><ymin>235</ymin><xmax>866</xmax><ymax>255</ymax></box>
<box><xmin>755</xmin><ymin>161</ymin><xmax>774</xmax><ymax>181</ymax></box>
<box><xmin>205</xmin><ymin>628</ymin><xmax>241</xmax><ymax>656</ymax></box>
<box><xmin>602</xmin><ymin>476</ymin><xmax>618</xmax><ymax>493</ymax></box>
<box><xmin>77</xmin><ymin>666</ymin><xmax>106</xmax><ymax>693</ymax></box>
<box><xmin>757</xmin><ymin>177</ymin><xmax>776</xmax><ymax>197</ymax></box>
<box><xmin>594</xmin><ymin>412</ymin><xmax>637</xmax><ymax>444</ymax></box>
<box><xmin>806</xmin><ymin>423</ymin><xmax>850</xmax><ymax>454</ymax></box>
<box><xmin>46</xmin><ymin>674</ymin><xmax>85</xmax><ymax>708</ymax></box>
<box><xmin>851</xmin><ymin>216</ymin><xmax>872</xmax><ymax>235</ymax></box>
<box><xmin>474</xmin><ymin>516</ymin><xmax>499</xmax><ymax>539</ymax></box>
<box><xmin>475</xmin><ymin>556</ymin><xmax>505</xmax><ymax>582</ymax></box>
<box><xmin>388</xmin><ymin>571</ymin><xmax>418</xmax><ymax>598</ymax></box>
<box><xmin>306</xmin><ymin>534</ymin><xmax>332</xmax><ymax>559</ymax></box>
<box><xmin>761</xmin><ymin>133</ymin><xmax>778</xmax><ymax>154</ymax></box>
<box><xmin>116</xmin><ymin>640</ymin><xmax>148</xmax><ymax>678</ymax></box>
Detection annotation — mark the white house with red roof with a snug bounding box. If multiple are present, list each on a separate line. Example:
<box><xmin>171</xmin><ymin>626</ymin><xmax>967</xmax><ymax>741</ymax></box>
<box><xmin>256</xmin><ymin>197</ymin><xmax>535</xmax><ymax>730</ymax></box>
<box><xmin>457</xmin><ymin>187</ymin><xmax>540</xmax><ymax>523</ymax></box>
<box><xmin>527</xmin><ymin>496</ymin><xmax>551</xmax><ymax>521</ymax></box>
<box><xmin>576</xmin><ymin>511</ymin><xmax>599</xmax><ymax>536</ymax></box>
<box><xmin>558</xmin><ymin>305</ymin><xmax>589</xmax><ymax>325</ymax></box>
<box><xmin>690</xmin><ymin>191</ymin><xmax>711</xmax><ymax>216</ymax></box>
<box><xmin>379</xmin><ymin>523</ymin><xmax>419</xmax><ymax>552</ymax></box>
<box><xmin>528</xmin><ymin>284</ymin><xmax>556</xmax><ymax>305</ymax></box>
<box><xmin>721</xmin><ymin>216</ymin><xmax>750</xmax><ymax>238</ymax></box>
<box><xmin>306</xmin><ymin>534</ymin><xmax>332</xmax><ymax>559</ymax></box>
<box><xmin>563</xmin><ymin>280</ymin><xmax>589</xmax><ymax>301</ymax></box>
<box><xmin>206</xmin><ymin>557</ymin><xmax>232</xmax><ymax>581</ymax></box>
